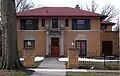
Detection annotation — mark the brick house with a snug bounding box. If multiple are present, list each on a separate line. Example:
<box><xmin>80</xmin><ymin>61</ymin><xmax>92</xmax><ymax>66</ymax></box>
<box><xmin>16</xmin><ymin>6</ymin><xmax>119</xmax><ymax>57</ymax></box>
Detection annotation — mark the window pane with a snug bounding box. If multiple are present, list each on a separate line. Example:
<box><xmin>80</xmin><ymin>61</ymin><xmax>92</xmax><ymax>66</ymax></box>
<box><xmin>72</xmin><ymin>19</ymin><xmax>90</xmax><ymax>30</ymax></box>
<box><xmin>20</xmin><ymin>19</ymin><xmax>38</xmax><ymax>30</ymax></box>
<box><xmin>42</xmin><ymin>19</ymin><xmax>45</xmax><ymax>27</ymax></box>
<box><xmin>65</xmin><ymin>19</ymin><xmax>69</xmax><ymax>27</ymax></box>
<box><xmin>101</xmin><ymin>25</ymin><xmax>107</xmax><ymax>30</ymax></box>
<box><xmin>77</xmin><ymin>20</ymin><xmax>85</xmax><ymax>24</ymax></box>
<box><xmin>52</xmin><ymin>19</ymin><xmax>58</xmax><ymax>28</ymax></box>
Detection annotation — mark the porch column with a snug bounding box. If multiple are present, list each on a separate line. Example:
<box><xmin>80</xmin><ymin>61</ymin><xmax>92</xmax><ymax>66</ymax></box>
<box><xmin>46</xmin><ymin>31</ymin><xmax>49</xmax><ymax>56</ymax></box>
<box><xmin>60</xmin><ymin>31</ymin><xmax>64</xmax><ymax>56</ymax></box>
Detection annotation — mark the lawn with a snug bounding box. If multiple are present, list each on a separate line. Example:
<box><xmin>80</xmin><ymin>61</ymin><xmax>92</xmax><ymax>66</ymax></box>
<box><xmin>0</xmin><ymin>61</ymin><xmax>41</xmax><ymax>76</ymax></box>
<box><xmin>0</xmin><ymin>70</ymin><xmax>34</xmax><ymax>76</ymax></box>
<box><xmin>78</xmin><ymin>61</ymin><xmax>120</xmax><ymax>69</ymax></box>
<box><xmin>66</xmin><ymin>61</ymin><xmax>120</xmax><ymax>69</ymax></box>
<box><xmin>67</xmin><ymin>72</ymin><xmax>120</xmax><ymax>76</ymax></box>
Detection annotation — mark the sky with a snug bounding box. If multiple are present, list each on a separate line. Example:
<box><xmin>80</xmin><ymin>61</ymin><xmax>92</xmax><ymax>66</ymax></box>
<box><xmin>28</xmin><ymin>0</ymin><xmax>120</xmax><ymax>29</ymax></box>
<box><xmin>31</xmin><ymin>0</ymin><xmax>120</xmax><ymax>18</ymax></box>
<box><xmin>31</xmin><ymin>0</ymin><xmax>120</xmax><ymax>12</ymax></box>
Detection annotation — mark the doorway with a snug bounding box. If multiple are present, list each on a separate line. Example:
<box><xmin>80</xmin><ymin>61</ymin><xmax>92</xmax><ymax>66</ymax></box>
<box><xmin>102</xmin><ymin>41</ymin><xmax>113</xmax><ymax>56</ymax></box>
<box><xmin>51</xmin><ymin>38</ymin><xmax>59</xmax><ymax>56</ymax></box>
<box><xmin>75</xmin><ymin>40</ymin><xmax>87</xmax><ymax>56</ymax></box>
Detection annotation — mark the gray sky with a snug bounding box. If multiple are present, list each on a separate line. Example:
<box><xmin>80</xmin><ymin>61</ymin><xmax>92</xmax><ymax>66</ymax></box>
<box><xmin>31</xmin><ymin>0</ymin><xmax>120</xmax><ymax>18</ymax></box>
<box><xmin>32</xmin><ymin>0</ymin><xmax>120</xmax><ymax>11</ymax></box>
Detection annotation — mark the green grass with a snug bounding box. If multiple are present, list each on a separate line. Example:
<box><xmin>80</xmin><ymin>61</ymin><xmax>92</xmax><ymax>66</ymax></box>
<box><xmin>66</xmin><ymin>61</ymin><xmax>120</xmax><ymax>69</ymax></box>
<box><xmin>67</xmin><ymin>72</ymin><xmax>120</xmax><ymax>76</ymax></box>
<box><xmin>0</xmin><ymin>70</ymin><xmax>34</xmax><ymax>76</ymax></box>
<box><xmin>78</xmin><ymin>61</ymin><xmax>120</xmax><ymax>69</ymax></box>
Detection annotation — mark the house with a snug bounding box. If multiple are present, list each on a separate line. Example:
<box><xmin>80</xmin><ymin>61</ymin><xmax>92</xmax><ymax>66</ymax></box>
<box><xmin>16</xmin><ymin>6</ymin><xmax>119</xmax><ymax>57</ymax></box>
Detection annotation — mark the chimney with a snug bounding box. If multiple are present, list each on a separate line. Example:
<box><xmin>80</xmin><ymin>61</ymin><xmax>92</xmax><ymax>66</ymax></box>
<box><xmin>75</xmin><ymin>5</ymin><xmax>80</xmax><ymax>9</ymax></box>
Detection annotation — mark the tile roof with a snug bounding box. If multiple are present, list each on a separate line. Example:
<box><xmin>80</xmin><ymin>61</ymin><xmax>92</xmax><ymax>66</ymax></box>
<box><xmin>16</xmin><ymin>7</ymin><xmax>106</xmax><ymax>18</ymax></box>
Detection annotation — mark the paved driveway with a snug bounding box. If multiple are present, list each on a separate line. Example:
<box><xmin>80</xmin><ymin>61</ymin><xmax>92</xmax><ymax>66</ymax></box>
<box><xmin>31</xmin><ymin>57</ymin><xmax>66</xmax><ymax>76</ymax></box>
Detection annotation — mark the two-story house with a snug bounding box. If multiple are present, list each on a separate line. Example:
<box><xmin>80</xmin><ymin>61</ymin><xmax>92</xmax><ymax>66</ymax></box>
<box><xmin>16</xmin><ymin>6</ymin><xmax>119</xmax><ymax>57</ymax></box>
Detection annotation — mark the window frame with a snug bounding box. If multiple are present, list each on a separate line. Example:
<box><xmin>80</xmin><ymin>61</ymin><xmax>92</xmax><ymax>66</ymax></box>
<box><xmin>24</xmin><ymin>40</ymin><xmax>35</xmax><ymax>50</ymax></box>
<box><xmin>20</xmin><ymin>19</ymin><xmax>38</xmax><ymax>30</ymax></box>
<box><xmin>41</xmin><ymin>18</ymin><xmax>45</xmax><ymax>27</ymax></box>
<box><xmin>72</xmin><ymin>19</ymin><xmax>90</xmax><ymax>30</ymax></box>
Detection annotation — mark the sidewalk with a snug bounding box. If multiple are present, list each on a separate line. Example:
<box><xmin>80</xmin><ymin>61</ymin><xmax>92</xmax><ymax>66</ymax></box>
<box><xmin>31</xmin><ymin>57</ymin><xmax>66</xmax><ymax>76</ymax></box>
<box><xmin>29</xmin><ymin>68</ymin><xmax>120</xmax><ymax>73</ymax></box>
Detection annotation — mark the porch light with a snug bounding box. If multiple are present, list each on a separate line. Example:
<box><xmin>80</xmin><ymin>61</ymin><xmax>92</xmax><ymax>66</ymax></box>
<box><xmin>72</xmin><ymin>41</ymin><xmax>75</xmax><ymax>48</ymax></box>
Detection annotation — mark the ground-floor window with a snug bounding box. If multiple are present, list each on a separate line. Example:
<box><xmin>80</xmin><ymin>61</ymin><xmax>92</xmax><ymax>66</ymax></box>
<box><xmin>75</xmin><ymin>40</ymin><xmax>87</xmax><ymax>56</ymax></box>
<box><xmin>102</xmin><ymin>41</ymin><xmax>113</xmax><ymax>56</ymax></box>
<box><xmin>24</xmin><ymin>40</ymin><xmax>35</xmax><ymax>50</ymax></box>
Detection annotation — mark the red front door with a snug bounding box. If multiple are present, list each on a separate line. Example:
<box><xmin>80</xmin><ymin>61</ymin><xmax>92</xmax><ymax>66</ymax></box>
<box><xmin>75</xmin><ymin>40</ymin><xmax>87</xmax><ymax>56</ymax></box>
<box><xmin>51</xmin><ymin>38</ymin><xmax>59</xmax><ymax>57</ymax></box>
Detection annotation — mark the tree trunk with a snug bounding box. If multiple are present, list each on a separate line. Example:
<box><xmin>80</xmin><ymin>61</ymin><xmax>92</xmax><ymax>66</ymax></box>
<box><xmin>0</xmin><ymin>0</ymin><xmax>23</xmax><ymax>70</ymax></box>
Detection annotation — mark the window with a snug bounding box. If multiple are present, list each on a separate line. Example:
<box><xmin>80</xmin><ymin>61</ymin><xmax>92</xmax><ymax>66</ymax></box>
<box><xmin>52</xmin><ymin>18</ymin><xmax>58</xmax><ymax>28</ymax></box>
<box><xmin>24</xmin><ymin>40</ymin><xmax>35</xmax><ymax>50</ymax></box>
<box><xmin>20</xmin><ymin>19</ymin><xmax>38</xmax><ymax>30</ymax></box>
<box><xmin>75</xmin><ymin>40</ymin><xmax>87</xmax><ymax>56</ymax></box>
<box><xmin>101</xmin><ymin>25</ymin><xmax>107</xmax><ymax>30</ymax></box>
<box><xmin>77</xmin><ymin>20</ymin><xmax>85</xmax><ymax>24</ymax></box>
<box><xmin>72</xmin><ymin>19</ymin><xmax>90</xmax><ymax>30</ymax></box>
<box><xmin>41</xmin><ymin>19</ymin><xmax>45</xmax><ymax>27</ymax></box>
<box><xmin>65</xmin><ymin>19</ymin><xmax>69</xmax><ymax>27</ymax></box>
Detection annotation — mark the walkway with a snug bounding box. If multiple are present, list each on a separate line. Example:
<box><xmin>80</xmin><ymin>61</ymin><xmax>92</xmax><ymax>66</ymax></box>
<box><xmin>31</xmin><ymin>57</ymin><xmax>66</xmax><ymax>76</ymax></box>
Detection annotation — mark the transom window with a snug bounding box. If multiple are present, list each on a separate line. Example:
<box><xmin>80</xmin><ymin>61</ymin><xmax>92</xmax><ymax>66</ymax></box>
<box><xmin>24</xmin><ymin>40</ymin><xmax>35</xmax><ymax>50</ymax></box>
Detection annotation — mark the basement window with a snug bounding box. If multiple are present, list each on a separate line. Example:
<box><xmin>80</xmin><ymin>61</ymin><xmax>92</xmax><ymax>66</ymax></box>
<box><xmin>24</xmin><ymin>40</ymin><xmax>35</xmax><ymax>50</ymax></box>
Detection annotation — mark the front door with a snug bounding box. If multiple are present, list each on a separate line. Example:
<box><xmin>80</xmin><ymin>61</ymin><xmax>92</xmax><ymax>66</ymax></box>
<box><xmin>102</xmin><ymin>41</ymin><xmax>113</xmax><ymax>56</ymax></box>
<box><xmin>51</xmin><ymin>38</ymin><xmax>59</xmax><ymax>56</ymax></box>
<box><xmin>75</xmin><ymin>40</ymin><xmax>87</xmax><ymax>56</ymax></box>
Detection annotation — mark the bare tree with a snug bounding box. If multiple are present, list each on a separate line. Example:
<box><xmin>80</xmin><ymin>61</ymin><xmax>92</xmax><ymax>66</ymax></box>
<box><xmin>101</xmin><ymin>4</ymin><xmax>119</xmax><ymax>21</ymax></box>
<box><xmin>15</xmin><ymin>0</ymin><xmax>34</xmax><ymax>12</ymax></box>
<box><xmin>86</xmin><ymin>0</ymin><xmax>98</xmax><ymax>12</ymax></box>
<box><xmin>0</xmin><ymin>0</ymin><xmax>23</xmax><ymax>69</ymax></box>
<box><xmin>114</xmin><ymin>17</ymin><xmax>119</xmax><ymax>31</ymax></box>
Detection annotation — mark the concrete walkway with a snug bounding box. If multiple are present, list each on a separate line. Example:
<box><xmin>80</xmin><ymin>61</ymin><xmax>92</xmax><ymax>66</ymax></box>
<box><xmin>31</xmin><ymin>57</ymin><xmax>66</xmax><ymax>76</ymax></box>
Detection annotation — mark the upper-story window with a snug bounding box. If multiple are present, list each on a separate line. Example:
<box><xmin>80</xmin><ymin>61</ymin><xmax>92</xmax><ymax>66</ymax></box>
<box><xmin>41</xmin><ymin>19</ymin><xmax>45</xmax><ymax>27</ymax></box>
<box><xmin>20</xmin><ymin>19</ymin><xmax>38</xmax><ymax>30</ymax></box>
<box><xmin>101</xmin><ymin>25</ymin><xmax>107</xmax><ymax>30</ymax></box>
<box><xmin>65</xmin><ymin>18</ymin><xmax>69</xmax><ymax>27</ymax></box>
<box><xmin>72</xmin><ymin>19</ymin><xmax>90</xmax><ymax>30</ymax></box>
<box><xmin>52</xmin><ymin>18</ymin><xmax>58</xmax><ymax>28</ymax></box>
<box><xmin>77</xmin><ymin>20</ymin><xmax>85</xmax><ymax>24</ymax></box>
